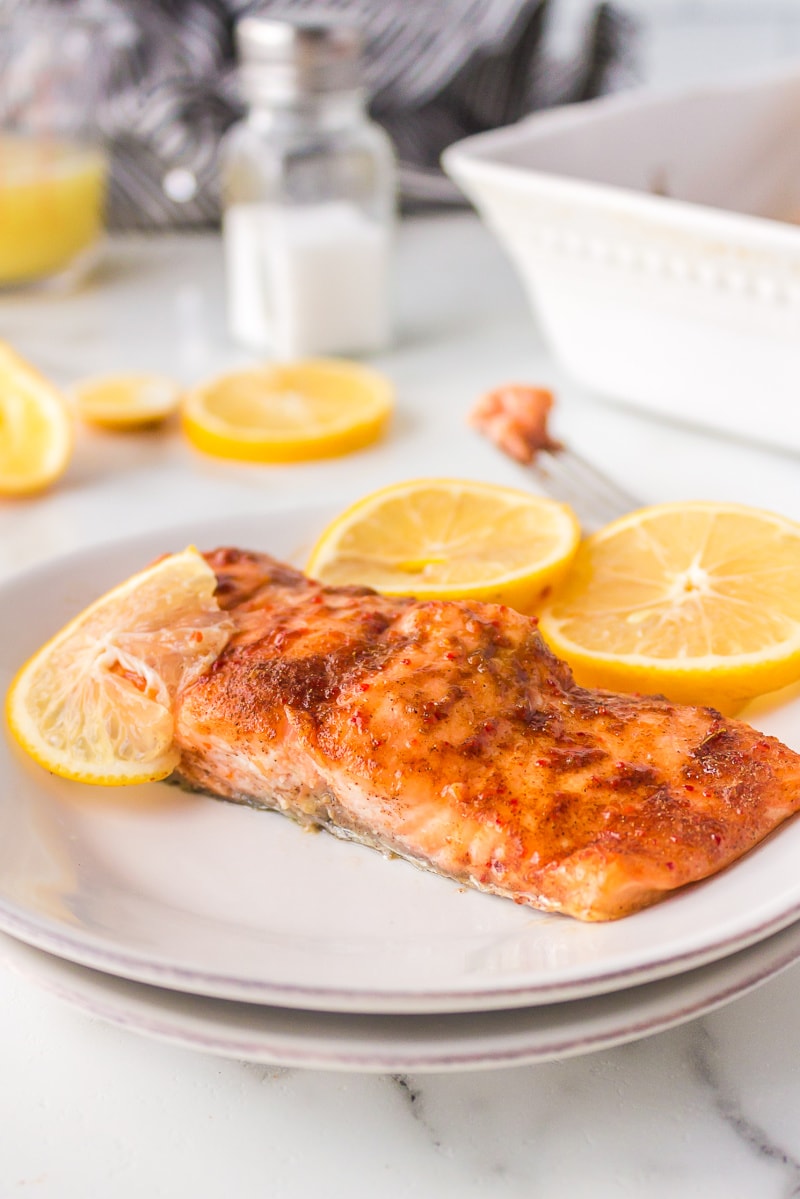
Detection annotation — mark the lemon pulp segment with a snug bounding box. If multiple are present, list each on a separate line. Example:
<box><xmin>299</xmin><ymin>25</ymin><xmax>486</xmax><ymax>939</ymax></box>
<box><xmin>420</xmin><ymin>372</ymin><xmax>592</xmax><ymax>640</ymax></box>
<box><xmin>6</xmin><ymin>548</ymin><xmax>234</xmax><ymax>785</ymax></box>
<box><xmin>307</xmin><ymin>478</ymin><xmax>580</xmax><ymax>611</ymax></box>
<box><xmin>0</xmin><ymin>341</ymin><xmax>72</xmax><ymax>495</ymax></box>
<box><xmin>182</xmin><ymin>359</ymin><xmax>393</xmax><ymax>462</ymax></box>
<box><xmin>538</xmin><ymin>501</ymin><xmax>800</xmax><ymax>712</ymax></box>
<box><xmin>72</xmin><ymin>374</ymin><xmax>182</xmax><ymax>429</ymax></box>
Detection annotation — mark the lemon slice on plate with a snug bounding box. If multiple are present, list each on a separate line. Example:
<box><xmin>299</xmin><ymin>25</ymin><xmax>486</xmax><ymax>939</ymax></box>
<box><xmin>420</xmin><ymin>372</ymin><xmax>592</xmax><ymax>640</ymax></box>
<box><xmin>306</xmin><ymin>478</ymin><xmax>580</xmax><ymax>611</ymax></box>
<box><xmin>182</xmin><ymin>359</ymin><xmax>393</xmax><ymax>462</ymax></box>
<box><xmin>72</xmin><ymin>373</ymin><xmax>182</xmax><ymax>429</ymax></box>
<box><xmin>6</xmin><ymin>548</ymin><xmax>233</xmax><ymax>785</ymax></box>
<box><xmin>0</xmin><ymin>341</ymin><xmax>72</xmax><ymax>496</ymax></box>
<box><xmin>537</xmin><ymin>501</ymin><xmax>800</xmax><ymax>713</ymax></box>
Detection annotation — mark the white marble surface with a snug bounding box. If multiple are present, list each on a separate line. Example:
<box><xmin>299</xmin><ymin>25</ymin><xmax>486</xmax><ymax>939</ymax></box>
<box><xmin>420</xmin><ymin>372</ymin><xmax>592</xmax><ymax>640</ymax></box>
<box><xmin>2</xmin><ymin>214</ymin><xmax>800</xmax><ymax>1195</ymax></box>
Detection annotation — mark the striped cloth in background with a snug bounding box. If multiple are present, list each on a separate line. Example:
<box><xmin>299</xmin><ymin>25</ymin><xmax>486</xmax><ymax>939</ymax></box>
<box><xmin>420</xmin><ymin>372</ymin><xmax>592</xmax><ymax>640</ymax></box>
<box><xmin>7</xmin><ymin>0</ymin><xmax>635</xmax><ymax>229</ymax></box>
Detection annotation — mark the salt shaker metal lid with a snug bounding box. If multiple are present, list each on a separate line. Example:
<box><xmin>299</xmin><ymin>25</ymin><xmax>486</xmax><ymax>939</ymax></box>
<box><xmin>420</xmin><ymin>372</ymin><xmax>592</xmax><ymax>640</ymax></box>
<box><xmin>235</xmin><ymin>13</ymin><xmax>365</xmax><ymax>103</ymax></box>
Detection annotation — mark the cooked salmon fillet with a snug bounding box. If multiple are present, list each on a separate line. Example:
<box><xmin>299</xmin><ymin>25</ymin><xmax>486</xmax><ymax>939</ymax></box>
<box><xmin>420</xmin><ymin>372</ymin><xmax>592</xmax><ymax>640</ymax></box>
<box><xmin>172</xmin><ymin>548</ymin><xmax>800</xmax><ymax>921</ymax></box>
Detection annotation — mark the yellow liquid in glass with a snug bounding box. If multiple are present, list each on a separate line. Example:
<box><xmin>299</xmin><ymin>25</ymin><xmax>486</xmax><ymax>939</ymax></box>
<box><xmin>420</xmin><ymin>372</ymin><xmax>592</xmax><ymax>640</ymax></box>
<box><xmin>0</xmin><ymin>136</ymin><xmax>108</xmax><ymax>285</ymax></box>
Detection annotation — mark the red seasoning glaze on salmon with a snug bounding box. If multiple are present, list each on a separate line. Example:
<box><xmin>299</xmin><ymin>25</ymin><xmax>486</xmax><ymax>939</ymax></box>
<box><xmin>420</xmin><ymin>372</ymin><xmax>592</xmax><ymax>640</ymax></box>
<box><xmin>171</xmin><ymin>548</ymin><xmax>800</xmax><ymax>921</ymax></box>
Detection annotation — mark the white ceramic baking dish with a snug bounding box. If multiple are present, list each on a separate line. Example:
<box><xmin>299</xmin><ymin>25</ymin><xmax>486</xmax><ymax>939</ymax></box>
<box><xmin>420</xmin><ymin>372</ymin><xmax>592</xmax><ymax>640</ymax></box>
<box><xmin>442</xmin><ymin>65</ymin><xmax>800</xmax><ymax>453</ymax></box>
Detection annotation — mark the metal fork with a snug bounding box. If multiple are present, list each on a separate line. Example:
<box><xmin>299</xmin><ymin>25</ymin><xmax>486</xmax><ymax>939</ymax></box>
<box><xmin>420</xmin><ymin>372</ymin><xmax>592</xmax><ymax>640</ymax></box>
<box><xmin>528</xmin><ymin>444</ymin><xmax>642</xmax><ymax>532</ymax></box>
<box><xmin>468</xmin><ymin>385</ymin><xmax>641</xmax><ymax>530</ymax></box>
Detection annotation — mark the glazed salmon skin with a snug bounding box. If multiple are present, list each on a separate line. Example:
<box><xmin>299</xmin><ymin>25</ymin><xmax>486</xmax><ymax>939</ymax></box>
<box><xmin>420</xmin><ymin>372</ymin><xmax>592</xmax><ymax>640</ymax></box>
<box><xmin>171</xmin><ymin>548</ymin><xmax>800</xmax><ymax>922</ymax></box>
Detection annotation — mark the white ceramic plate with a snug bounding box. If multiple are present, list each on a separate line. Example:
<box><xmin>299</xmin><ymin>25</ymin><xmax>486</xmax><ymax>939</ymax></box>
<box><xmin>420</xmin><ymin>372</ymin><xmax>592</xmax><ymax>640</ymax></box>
<box><xmin>4</xmin><ymin>917</ymin><xmax>800</xmax><ymax>1073</ymax></box>
<box><xmin>2</xmin><ymin>505</ymin><xmax>800</xmax><ymax>1015</ymax></box>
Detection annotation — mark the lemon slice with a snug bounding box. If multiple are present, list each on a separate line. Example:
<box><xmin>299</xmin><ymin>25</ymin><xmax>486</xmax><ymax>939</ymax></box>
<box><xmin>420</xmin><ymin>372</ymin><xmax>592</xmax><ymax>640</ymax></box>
<box><xmin>72</xmin><ymin>373</ymin><xmax>182</xmax><ymax>429</ymax></box>
<box><xmin>6</xmin><ymin>548</ymin><xmax>233</xmax><ymax>785</ymax></box>
<box><xmin>182</xmin><ymin>359</ymin><xmax>393</xmax><ymax>462</ymax></box>
<box><xmin>0</xmin><ymin>341</ymin><xmax>72</xmax><ymax>496</ymax></box>
<box><xmin>306</xmin><ymin>478</ymin><xmax>580</xmax><ymax>611</ymax></box>
<box><xmin>538</xmin><ymin>501</ymin><xmax>800</xmax><ymax>713</ymax></box>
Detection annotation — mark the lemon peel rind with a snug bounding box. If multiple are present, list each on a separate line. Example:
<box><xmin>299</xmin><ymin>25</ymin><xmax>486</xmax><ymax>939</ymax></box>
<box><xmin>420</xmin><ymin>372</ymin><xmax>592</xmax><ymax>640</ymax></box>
<box><xmin>534</xmin><ymin>643</ymin><xmax>800</xmax><ymax>715</ymax></box>
<box><xmin>305</xmin><ymin>478</ymin><xmax>581</xmax><ymax>608</ymax></box>
<box><xmin>0</xmin><ymin>343</ymin><xmax>73</xmax><ymax>496</ymax></box>
<box><xmin>4</xmin><ymin>695</ymin><xmax>179</xmax><ymax>786</ymax></box>
<box><xmin>181</xmin><ymin>359</ymin><xmax>394</xmax><ymax>463</ymax></box>
<box><xmin>72</xmin><ymin>373</ymin><xmax>183</xmax><ymax>430</ymax></box>
<box><xmin>535</xmin><ymin>627</ymin><xmax>800</xmax><ymax>674</ymax></box>
<box><xmin>182</xmin><ymin>407</ymin><xmax>390</xmax><ymax>462</ymax></box>
<box><xmin>585</xmin><ymin>499</ymin><xmax>800</xmax><ymax>542</ymax></box>
<box><xmin>537</xmin><ymin>500</ymin><xmax>800</xmax><ymax>713</ymax></box>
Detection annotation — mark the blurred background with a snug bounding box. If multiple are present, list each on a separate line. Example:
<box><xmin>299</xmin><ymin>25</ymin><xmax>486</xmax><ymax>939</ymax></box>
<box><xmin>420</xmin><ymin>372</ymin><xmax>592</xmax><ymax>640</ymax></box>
<box><xmin>7</xmin><ymin>0</ymin><xmax>800</xmax><ymax>235</ymax></box>
<box><xmin>558</xmin><ymin>0</ymin><xmax>800</xmax><ymax>88</ymax></box>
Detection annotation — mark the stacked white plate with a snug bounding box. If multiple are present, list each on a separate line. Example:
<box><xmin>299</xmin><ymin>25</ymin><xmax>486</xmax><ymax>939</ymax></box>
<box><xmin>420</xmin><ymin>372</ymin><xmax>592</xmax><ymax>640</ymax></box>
<box><xmin>2</xmin><ymin>506</ymin><xmax>800</xmax><ymax>1073</ymax></box>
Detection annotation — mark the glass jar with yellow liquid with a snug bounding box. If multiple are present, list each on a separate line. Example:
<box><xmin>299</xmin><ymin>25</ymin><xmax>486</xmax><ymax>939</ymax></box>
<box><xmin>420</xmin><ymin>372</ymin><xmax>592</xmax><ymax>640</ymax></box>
<box><xmin>0</xmin><ymin>6</ymin><xmax>115</xmax><ymax>289</ymax></box>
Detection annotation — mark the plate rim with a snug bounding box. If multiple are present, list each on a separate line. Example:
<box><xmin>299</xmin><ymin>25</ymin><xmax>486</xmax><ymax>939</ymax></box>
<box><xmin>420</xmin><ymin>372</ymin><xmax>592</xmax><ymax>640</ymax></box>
<box><xmin>4</xmin><ymin>916</ymin><xmax>800</xmax><ymax>1073</ymax></box>
<box><xmin>2</xmin><ymin>504</ymin><xmax>800</xmax><ymax>1014</ymax></box>
<box><xmin>1</xmin><ymin>888</ymin><xmax>800</xmax><ymax>1015</ymax></box>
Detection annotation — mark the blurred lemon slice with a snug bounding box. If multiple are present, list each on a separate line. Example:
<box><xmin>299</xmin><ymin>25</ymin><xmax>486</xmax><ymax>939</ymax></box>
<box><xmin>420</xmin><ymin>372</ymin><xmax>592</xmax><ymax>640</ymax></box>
<box><xmin>6</xmin><ymin>548</ymin><xmax>233</xmax><ymax>785</ymax></box>
<box><xmin>72</xmin><ymin>373</ymin><xmax>182</xmax><ymax>429</ymax></box>
<box><xmin>306</xmin><ymin>478</ymin><xmax>580</xmax><ymax>611</ymax></box>
<box><xmin>538</xmin><ymin>501</ymin><xmax>800</xmax><ymax>713</ymax></box>
<box><xmin>182</xmin><ymin>359</ymin><xmax>393</xmax><ymax>462</ymax></box>
<box><xmin>0</xmin><ymin>341</ymin><xmax>72</xmax><ymax>496</ymax></box>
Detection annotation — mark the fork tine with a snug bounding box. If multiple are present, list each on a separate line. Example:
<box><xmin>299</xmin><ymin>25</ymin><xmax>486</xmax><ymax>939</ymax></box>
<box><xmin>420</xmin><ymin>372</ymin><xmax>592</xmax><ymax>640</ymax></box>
<box><xmin>531</xmin><ymin>449</ymin><xmax>641</xmax><ymax>532</ymax></box>
<box><xmin>547</xmin><ymin>449</ymin><xmax>641</xmax><ymax>515</ymax></box>
<box><xmin>465</xmin><ymin>383</ymin><xmax>641</xmax><ymax>530</ymax></box>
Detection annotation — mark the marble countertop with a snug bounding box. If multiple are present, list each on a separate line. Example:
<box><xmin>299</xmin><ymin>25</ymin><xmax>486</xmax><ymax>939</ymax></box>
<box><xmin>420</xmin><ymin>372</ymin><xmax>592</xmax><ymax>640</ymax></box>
<box><xmin>2</xmin><ymin>214</ymin><xmax>800</xmax><ymax>1197</ymax></box>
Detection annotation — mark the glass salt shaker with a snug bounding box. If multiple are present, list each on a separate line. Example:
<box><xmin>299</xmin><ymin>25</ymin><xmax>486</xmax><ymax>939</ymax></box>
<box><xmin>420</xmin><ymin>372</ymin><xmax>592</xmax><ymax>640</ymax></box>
<box><xmin>220</xmin><ymin>13</ymin><xmax>396</xmax><ymax>359</ymax></box>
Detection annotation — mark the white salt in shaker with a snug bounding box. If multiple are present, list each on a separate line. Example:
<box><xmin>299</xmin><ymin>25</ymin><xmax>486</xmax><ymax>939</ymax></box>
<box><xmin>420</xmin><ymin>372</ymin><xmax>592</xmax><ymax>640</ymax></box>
<box><xmin>220</xmin><ymin>13</ymin><xmax>396</xmax><ymax>359</ymax></box>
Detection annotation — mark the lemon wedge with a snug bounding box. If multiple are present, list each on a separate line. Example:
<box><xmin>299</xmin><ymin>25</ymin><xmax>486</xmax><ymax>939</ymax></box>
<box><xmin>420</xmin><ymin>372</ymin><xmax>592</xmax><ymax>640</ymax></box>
<box><xmin>306</xmin><ymin>478</ymin><xmax>580</xmax><ymax>611</ymax></box>
<box><xmin>72</xmin><ymin>373</ymin><xmax>182</xmax><ymax>429</ymax></box>
<box><xmin>182</xmin><ymin>359</ymin><xmax>393</xmax><ymax>462</ymax></box>
<box><xmin>0</xmin><ymin>341</ymin><xmax>72</xmax><ymax>496</ymax></box>
<box><xmin>6</xmin><ymin>548</ymin><xmax>233</xmax><ymax>785</ymax></box>
<box><xmin>537</xmin><ymin>501</ymin><xmax>800</xmax><ymax>713</ymax></box>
